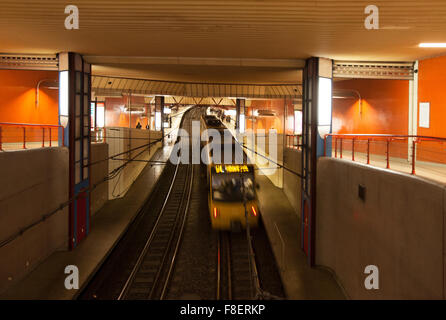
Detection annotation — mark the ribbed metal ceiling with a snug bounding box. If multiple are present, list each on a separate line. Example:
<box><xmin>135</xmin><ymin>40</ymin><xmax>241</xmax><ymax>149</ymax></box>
<box><xmin>92</xmin><ymin>76</ymin><xmax>302</xmax><ymax>99</ymax></box>
<box><xmin>0</xmin><ymin>1</ymin><xmax>446</xmax><ymax>61</ymax></box>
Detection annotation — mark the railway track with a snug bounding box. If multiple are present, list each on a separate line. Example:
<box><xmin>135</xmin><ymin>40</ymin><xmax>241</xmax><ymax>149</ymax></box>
<box><xmin>117</xmin><ymin>111</ymin><xmax>195</xmax><ymax>300</ymax></box>
<box><xmin>217</xmin><ymin>230</ymin><xmax>261</xmax><ymax>300</ymax></box>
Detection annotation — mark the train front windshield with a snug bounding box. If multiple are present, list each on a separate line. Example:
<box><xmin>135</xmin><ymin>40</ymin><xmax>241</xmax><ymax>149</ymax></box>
<box><xmin>211</xmin><ymin>173</ymin><xmax>255</xmax><ymax>202</ymax></box>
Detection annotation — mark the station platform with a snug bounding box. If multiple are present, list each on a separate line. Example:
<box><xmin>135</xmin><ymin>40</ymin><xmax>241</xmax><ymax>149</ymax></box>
<box><xmin>334</xmin><ymin>151</ymin><xmax>446</xmax><ymax>185</ymax></box>
<box><xmin>0</xmin><ymin>144</ymin><xmax>173</xmax><ymax>300</ymax></box>
<box><xmin>255</xmin><ymin>171</ymin><xmax>346</xmax><ymax>300</ymax></box>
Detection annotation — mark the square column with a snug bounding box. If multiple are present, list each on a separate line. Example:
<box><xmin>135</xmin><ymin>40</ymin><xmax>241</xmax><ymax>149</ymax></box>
<box><xmin>59</xmin><ymin>52</ymin><xmax>92</xmax><ymax>249</ymax></box>
<box><xmin>301</xmin><ymin>57</ymin><xmax>333</xmax><ymax>266</ymax></box>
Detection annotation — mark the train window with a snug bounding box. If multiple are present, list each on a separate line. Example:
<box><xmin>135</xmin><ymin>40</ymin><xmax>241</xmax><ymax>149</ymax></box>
<box><xmin>211</xmin><ymin>173</ymin><xmax>255</xmax><ymax>202</ymax></box>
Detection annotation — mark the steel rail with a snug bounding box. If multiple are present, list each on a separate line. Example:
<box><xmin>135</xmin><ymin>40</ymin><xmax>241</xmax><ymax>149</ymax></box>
<box><xmin>159</xmin><ymin>163</ymin><xmax>195</xmax><ymax>299</ymax></box>
<box><xmin>118</xmin><ymin>108</ymin><xmax>195</xmax><ymax>300</ymax></box>
<box><xmin>117</xmin><ymin>157</ymin><xmax>181</xmax><ymax>300</ymax></box>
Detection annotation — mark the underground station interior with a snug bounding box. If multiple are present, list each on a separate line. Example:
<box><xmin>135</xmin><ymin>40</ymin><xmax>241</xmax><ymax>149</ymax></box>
<box><xmin>1</xmin><ymin>0</ymin><xmax>446</xmax><ymax>309</ymax></box>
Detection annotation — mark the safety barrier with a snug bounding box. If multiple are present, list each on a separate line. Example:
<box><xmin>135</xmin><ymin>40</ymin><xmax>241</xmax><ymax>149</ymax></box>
<box><xmin>91</xmin><ymin>127</ymin><xmax>106</xmax><ymax>143</ymax></box>
<box><xmin>324</xmin><ymin>134</ymin><xmax>446</xmax><ymax>176</ymax></box>
<box><xmin>285</xmin><ymin>134</ymin><xmax>302</xmax><ymax>151</ymax></box>
<box><xmin>0</xmin><ymin>122</ymin><xmax>64</xmax><ymax>151</ymax></box>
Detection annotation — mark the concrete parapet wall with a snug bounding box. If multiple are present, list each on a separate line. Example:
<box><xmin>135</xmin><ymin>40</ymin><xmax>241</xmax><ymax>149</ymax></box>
<box><xmin>283</xmin><ymin>148</ymin><xmax>302</xmax><ymax>217</ymax></box>
<box><xmin>107</xmin><ymin>128</ymin><xmax>162</xmax><ymax>199</ymax></box>
<box><xmin>90</xmin><ymin>143</ymin><xmax>109</xmax><ymax>216</ymax></box>
<box><xmin>0</xmin><ymin>147</ymin><xmax>68</xmax><ymax>294</ymax></box>
<box><xmin>316</xmin><ymin>157</ymin><xmax>445</xmax><ymax>299</ymax></box>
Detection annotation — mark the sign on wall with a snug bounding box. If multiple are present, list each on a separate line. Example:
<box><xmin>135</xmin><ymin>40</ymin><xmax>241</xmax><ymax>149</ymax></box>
<box><xmin>419</xmin><ymin>102</ymin><xmax>430</xmax><ymax>128</ymax></box>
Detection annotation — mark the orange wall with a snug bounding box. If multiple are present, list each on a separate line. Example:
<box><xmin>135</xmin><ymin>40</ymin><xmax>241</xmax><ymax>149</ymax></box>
<box><xmin>417</xmin><ymin>55</ymin><xmax>446</xmax><ymax>163</ymax></box>
<box><xmin>105</xmin><ymin>96</ymin><xmax>149</xmax><ymax>129</ymax></box>
<box><xmin>418</xmin><ymin>55</ymin><xmax>446</xmax><ymax>137</ymax></box>
<box><xmin>246</xmin><ymin>99</ymin><xmax>291</xmax><ymax>134</ymax></box>
<box><xmin>333</xmin><ymin>79</ymin><xmax>409</xmax><ymax>135</ymax></box>
<box><xmin>0</xmin><ymin>70</ymin><xmax>59</xmax><ymax>125</ymax></box>
<box><xmin>332</xmin><ymin>79</ymin><xmax>409</xmax><ymax>158</ymax></box>
<box><xmin>0</xmin><ymin>70</ymin><xmax>59</xmax><ymax>143</ymax></box>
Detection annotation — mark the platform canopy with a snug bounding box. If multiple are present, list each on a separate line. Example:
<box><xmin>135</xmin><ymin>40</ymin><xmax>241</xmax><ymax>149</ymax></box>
<box><xmin>92</xmin><ymin>75</ymin><xmax>302</xmax><ymax>99</ymax></box>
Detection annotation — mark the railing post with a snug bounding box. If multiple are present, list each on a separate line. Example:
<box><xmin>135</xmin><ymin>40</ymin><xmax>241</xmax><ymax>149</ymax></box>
<box><xmin>324</xmin><ymin>135</ymin><xmax>327</xmax><ymax>156</ymax></box>
<box><xmin>335</xmin><ymin>138</ymin><xmax>338</xmax><ymax>158</ymax></box>
<box><xmin>42</xmin><ymin>128</ymin><xmax>45</xmax><ymax>148</ymax></box>
<box><xmin>386</xmin><ymin>138</ymin><xmax>390</xmax><ymax>169</ymax></box>
<box><xmin>23</xmin><ymin>127</ymin><xmax>26</xmax><ymax>149</ymax></box>
<box><xmin>62</xmin><ymin>127</ymin><xmax>65</xmax><ymax>147</ymax></box>
<box><xmin>49</xmin><ymin>128</ymin><xmax>52</xmax><ymax>147</ymax></box>
<box><xmin>367</xmin><ymin>139</ymin><xmax>370</xmax><ymax>164</ymax></box>
<box><xmin>340</xmin><ymin>138</ymin><xmax>343</xmax><ymax>159</ymax></box>
<box><xmin>412</xmin><ymin>139</ymin><xmax>416</xmax><ymax>175</ymax></box>
<box><xmin>0</xmin><ymin>126</ymin><xmax>2</xmax><ymax>151</ymax></box>
<box><xmin>352</xmin><ymin>138</ymin><xmax>355</xmax><ymax>161</ymax></box>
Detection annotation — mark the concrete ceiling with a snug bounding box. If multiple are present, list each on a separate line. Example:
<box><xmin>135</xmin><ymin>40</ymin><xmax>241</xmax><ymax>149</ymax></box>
<box><xmin>1</xmin><ymin>0</ymin><xmax>446</xmax><ymax>82</ymax></box>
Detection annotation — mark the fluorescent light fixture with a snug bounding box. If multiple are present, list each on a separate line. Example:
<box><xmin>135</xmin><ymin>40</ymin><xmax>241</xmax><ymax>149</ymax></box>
<box><xmin>224</xmin><ymin>109</ymin><xmax>236</xmax><ymax>116</ymax></box>
<box><xmin>90</xmin><ymin>103</ymin><xmax>95</xmax><ymax>127</ymax></box>
<box><xmin>59</xmin><ymin>71</ymin><xmax>69</xmax><ymax>117</ymax></box>
<box><xmin>155</xmin><ymin>111</ymin><xmax>161</xmax><ymax>130</ymax></box>
<box><xmin>239</xmin><ymin>114</ymin><xmax>245</xmax><ymax>133</ymax></box>
<box><xmin>318</xmin><ymin>77</ymin><xmax>332</xmax><ymax>126</ymax></box>
<box><xmin>294</xmin><ymin>110</ymin><xmax>302</xmax><ymax>135</ymax></box>
<box><xmin>419</xmin><ymin>43</ymin><xmax>446</xmax><ymax>48</ymax></box>
<box><xmin>97</xmin><ymin>104</ymin><xmax>105</xmax><ymax>128</ymax></box>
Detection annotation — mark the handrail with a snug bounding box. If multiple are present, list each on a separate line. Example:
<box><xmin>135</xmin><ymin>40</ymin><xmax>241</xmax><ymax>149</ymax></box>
<box><xmin>324</xmin><ymin>133</ymin><xmax>446</xmax><ymax>175</ymax></box>
<box><xmin>0</xmin><ymin>122</ymin><xmax>61</xmax><ymax>128</ymax></box>
<box><xmin>326</xmin><ymin>133</ymin><xmax>446</xmax><ymax>142</ymax></box>
<box><xmin>0</xmin><ymin>122</ymin><xmax>64</xmax><ymax>150</ymax></box>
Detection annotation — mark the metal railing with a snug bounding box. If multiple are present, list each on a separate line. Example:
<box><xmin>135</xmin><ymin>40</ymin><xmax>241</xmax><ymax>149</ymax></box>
<box><xmin>0</xmin><ymin>122</ymin><xmax>64</xmax><ymax>151</ymax></box>
<box><xmin>324</xmin><ymin>134</ymin><xmax>446</xmax><ymax>176</ymax></box>
<box><xmin>286</xmin><ymin>134</ymin><xmax>302</xmax><ymax>150</ymax></box>
<box><xmin>91</xmin><ymin>127</ymin><xmax>106</xmax><ymax>143</ymax></box>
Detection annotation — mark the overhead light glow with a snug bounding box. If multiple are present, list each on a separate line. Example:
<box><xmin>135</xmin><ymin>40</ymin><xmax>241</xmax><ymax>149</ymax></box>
<box><xmin>419</xmin><ymin>43</ymin><xmax>446</xmax><ymax>48</ymax></box>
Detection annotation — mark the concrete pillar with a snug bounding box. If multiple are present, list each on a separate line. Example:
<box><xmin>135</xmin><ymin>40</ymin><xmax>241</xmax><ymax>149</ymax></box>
<box><xmin>155</xmin><ymin>96</ymin><xmax>165</xmax><ymax>145</ymax></box>
<box><xmin>58</xmin><ymin>52</ymin><xmax>92</xmax><ymax>249</ymax></box>
<box><xmin>236</xmin><ymin>98</ymin><xmax>245</xmax><ymax>133</ymax></box>
<box><xmin>301</xmin><ymin>57</ymin><xmax>333</xmax><ymax>266</ymax></box>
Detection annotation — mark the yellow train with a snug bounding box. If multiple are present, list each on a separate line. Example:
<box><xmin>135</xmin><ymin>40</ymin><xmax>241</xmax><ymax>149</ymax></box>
<box><xmin>201</xmin><ymin>111</ymin><xmax>260</xmax><ymax>230</ymax></box>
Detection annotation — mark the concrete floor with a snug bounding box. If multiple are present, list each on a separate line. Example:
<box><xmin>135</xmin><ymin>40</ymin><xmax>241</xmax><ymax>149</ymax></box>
<box><xmin>334</xmin><ymin>151</ymin><xmax>446</xmax><ymax>185</ymax></box>
<box><xmin>255</xmin><ymin>170</ymin><xmax>346</xmax><ymax>300</ymax></box>
<box><xmin>0</xmin><ymin>141</ymin><xmax>60</xmax><ymax>151</ymax></box>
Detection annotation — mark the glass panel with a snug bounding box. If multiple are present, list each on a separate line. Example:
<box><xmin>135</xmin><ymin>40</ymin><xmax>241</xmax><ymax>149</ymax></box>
<box><xmin>75</xmin><ymin>95</ymin><xmax>81</xmax><ymax>116</ymax></box>
<box><xmin>84</xmin><ymin>74</ymin><xmax>89</xmax><ymax>93</ymax></box>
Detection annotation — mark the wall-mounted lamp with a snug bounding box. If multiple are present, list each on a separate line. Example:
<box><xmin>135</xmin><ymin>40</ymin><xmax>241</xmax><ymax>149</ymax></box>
<box><xmin>333</xmin><ymin>89</ymin><xmax>362</xmax><ymax>117</ymax></box>
<box><xmin>36</xmin><ymin>79</ymin><xmax>59</xmax><ymax>108</ymax></box>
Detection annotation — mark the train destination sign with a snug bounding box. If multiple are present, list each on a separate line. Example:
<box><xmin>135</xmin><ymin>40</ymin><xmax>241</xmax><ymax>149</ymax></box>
<box><xmin>214</xmin><ymin>165</ymin><xmax>251</xmax><ymax>174</ymax></box>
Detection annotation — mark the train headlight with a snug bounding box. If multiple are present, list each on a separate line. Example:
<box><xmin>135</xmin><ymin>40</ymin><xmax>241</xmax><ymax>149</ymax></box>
<box><xmin>213</xmin><ymin>207</ymin><xmax>218</xmax><ymax>218</ymax></box>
